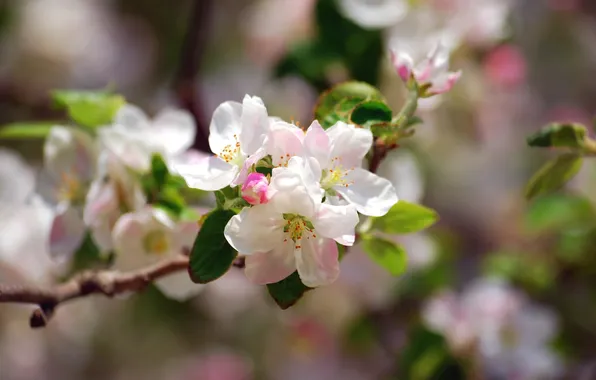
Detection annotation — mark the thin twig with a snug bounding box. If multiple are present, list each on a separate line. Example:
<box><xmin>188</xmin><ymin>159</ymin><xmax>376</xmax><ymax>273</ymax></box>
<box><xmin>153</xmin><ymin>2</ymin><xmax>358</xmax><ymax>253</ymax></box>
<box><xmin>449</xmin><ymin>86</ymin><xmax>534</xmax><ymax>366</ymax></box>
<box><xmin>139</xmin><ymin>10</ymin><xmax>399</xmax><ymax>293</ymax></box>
<box><xmin>0</xmin><ymin>255</ymin><xmax>189</xmax><ymax>328</ymax></box>
<box><xmin>173</xmin><ymin>0</ymin><xmax>213</xmax><ymax>153</ymax></box>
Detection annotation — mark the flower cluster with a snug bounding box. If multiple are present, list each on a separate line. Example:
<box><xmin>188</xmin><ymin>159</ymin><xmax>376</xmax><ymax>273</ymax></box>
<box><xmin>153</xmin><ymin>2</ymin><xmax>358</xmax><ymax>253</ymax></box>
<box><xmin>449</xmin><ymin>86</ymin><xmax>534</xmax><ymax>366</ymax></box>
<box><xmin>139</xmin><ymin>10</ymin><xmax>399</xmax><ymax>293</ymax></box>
<box><xmin>38</xmin><ymin>104</ymin><xmax>204</xmax><ymax>300</ymax></box>
<box><xmin>177</xmin><ymin>95</ymin><xmax>399</xmax><ymax>287</ymax></box>
<box><xmin>423</xmin><ymin>278</ymin><xmax>563</xmax><ymax>379</ymax></box>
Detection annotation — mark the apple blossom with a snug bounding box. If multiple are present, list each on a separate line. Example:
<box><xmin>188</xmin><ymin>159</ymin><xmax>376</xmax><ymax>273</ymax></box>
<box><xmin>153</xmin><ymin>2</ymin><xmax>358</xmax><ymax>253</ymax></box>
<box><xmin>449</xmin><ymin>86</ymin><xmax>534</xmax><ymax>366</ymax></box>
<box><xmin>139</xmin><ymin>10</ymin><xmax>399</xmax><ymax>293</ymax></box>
<box><xmin>176</xmin><ymin>95</ymin><xmax>270</xmax><ymax>191</ymax></box>
<box><xmin>99</xmin><ymin>104</ymin><xmax>196</xmax><ymax>172</ymax></box>
<box><xmin>241</xmin><ymin>172</ymin><xmax>270</xmax><ymax>205</ymax></box>
<box><xmin>83</xmin><ymin>152</ymin><xmax>146</xmax><ymax>253</ymax></box>
<box><xmin>338</xmin><ymin>0</ymin><xmax>408</xmax><ymax>29</ymax></box>
<box><xmin>38</xmin><ymin>126</ymin><xmax>97</xmax><ymax>259</ymax></box>
<box><xmin>423</xmin><ymin>278</ymin><xmax>563</xmax><ymax>378</ymax></box>
<box><xmin>224</xmin><ymin>157</ymin><xmax>359</xmax><ymax>287</ymax></box>
<box><xmin>303</xmin><ymin>120</ymin><xmax>397</xmax><ymax>216</ymax></box>
<box><xmin>112</xmin><ymin>206</ymin><xmax>203</xmax><ymax>301</ymax></box>
<box><xmin>391</xmin><ymin>42</ymin><xmax>461</xmax><ymax>96</ymax></box>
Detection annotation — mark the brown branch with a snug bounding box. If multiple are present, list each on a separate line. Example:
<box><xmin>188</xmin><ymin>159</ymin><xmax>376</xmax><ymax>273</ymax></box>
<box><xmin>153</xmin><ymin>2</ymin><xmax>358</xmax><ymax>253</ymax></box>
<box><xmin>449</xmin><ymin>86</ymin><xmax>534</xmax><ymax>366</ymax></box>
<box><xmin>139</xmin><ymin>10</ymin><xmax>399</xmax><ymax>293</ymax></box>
<box><xmin>173</xmin><ymin>0</ymin><xmax>213</xmax><ymax>154</ymax></box>
<box><xmin>0</xmin><ymin>255</ymin><xmax>189</xmax><ymax>328</ymax></box>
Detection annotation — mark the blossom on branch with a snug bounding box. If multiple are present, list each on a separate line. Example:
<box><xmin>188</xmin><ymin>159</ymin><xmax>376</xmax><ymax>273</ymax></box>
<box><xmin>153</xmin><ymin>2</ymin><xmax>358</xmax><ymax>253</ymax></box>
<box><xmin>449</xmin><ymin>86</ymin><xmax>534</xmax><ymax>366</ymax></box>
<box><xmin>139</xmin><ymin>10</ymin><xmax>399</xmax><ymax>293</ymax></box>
<box><xmin>224</xmin><ymin>157</ymin><xmax>358</xmax><ymax>287</ymax></box>
<box><xmin>177</xmin><ymin>95</ymin><xmax>270</xmax><ymax>191</ymax></box>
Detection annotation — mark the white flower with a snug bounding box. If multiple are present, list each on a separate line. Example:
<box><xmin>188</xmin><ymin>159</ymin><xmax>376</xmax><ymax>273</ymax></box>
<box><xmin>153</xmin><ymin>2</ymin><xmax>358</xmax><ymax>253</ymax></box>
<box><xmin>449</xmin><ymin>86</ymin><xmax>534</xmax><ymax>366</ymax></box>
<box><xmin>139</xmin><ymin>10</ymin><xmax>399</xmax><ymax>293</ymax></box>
<box><xmin>422</xmin><ymin>278</ymin><xmax>563</xmax><ymax>378</ymax></box>
<box><xmin>224</xmin><ymin>157</ymin><xmax>359</xmax><ymax>287</ymax></box>
<box><xmin>38</xmin><ymin>126</ymin><xmax>97</xmax><ymax>259</ymax></box>
<box><xmin>177</xmin><ymin>95</ymin><xmax>270</xmax><ymax>191</ymax></box>
<box><xmin>303</xmin><ymin>120</ymin><xmax>398</xmax><ymax>216</ymax></box>
<box><xmin>99</xmin><ymin>104</ymin><xmax>196</xmax><ymax>172</ymax></box>
<box><xmin>83</xmin><ymin>152</ymin><xmax>146</xmax><ymax>253</ymax></box>
<box><xmin>391</xmin><ymin>42</ymin><xmax>462</xmax><ymax>96</ymax></box>
<box><xmin>112</xmin><ymin>206</ymin><xmax>203</xmax><ymax>301</ymax></box>
<box><xmin>338</xmin><ymin>0</ymin><xmax>408</xmax><ymax>29</ymax></box>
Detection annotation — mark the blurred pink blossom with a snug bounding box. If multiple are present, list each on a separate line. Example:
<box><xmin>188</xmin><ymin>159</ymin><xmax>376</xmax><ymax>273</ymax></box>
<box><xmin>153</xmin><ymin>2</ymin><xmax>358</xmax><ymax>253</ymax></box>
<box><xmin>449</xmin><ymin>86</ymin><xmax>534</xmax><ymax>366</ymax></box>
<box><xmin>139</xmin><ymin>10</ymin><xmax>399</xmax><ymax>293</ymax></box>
<box><xmin>483</xmin><ymin>45</ymin><xmax>527</xmax><ymax>88</ymax></box>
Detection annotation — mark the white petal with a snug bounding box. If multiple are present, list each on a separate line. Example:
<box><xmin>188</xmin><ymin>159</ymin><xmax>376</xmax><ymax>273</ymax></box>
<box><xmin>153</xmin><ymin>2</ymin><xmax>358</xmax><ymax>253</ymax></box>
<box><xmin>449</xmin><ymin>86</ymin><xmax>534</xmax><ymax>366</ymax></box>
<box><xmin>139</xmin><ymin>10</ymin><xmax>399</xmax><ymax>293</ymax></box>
<box><xmin>0</xmin><ymin>148</ymin><xmax>35</xmax><ymax>203</ymax></box>
<box><xmin>244</xmin><ymin>244</ymin><xmax>296</xmax><ymax>285</ymax></box>
<box><xmin>114</xmin><ymin>104</ymin><xmax>150</xmax><ymax>132</ymax></box>
<box><xmin>112</xmin><ymin>207</ymin><xmax>177</xmax><ymax>270</ymax></box>
<box><xmin>295</xmin><ymin>237</ymin><xmax>339</xmax><ymax>287</ymax></box>
<box><xmin>224</xmin><ymin>203</ymin><xmax>284</xmax><ymax>255</ymax></box>
<box><xmin>313</xmin><ymin>203</ymin><xmax>358</xmax><ymax>245</ymax></box>
<box><xmin>209</xmin><ymin>101</ymin><xmax>243</xmax><ymax>155</ymax></box>
<box><xmin>152</xmin><ymin>108</ymin><xmax>197</xmax><ymax>156</ymax></box>
<box><xmin>49</xmin><ymin>203</ymin><xmax>85</xmax><ymax>260</ymax></box>
<box><xmin>269</xmin><ymin>169</ymin><xmax>316</xmax><ymax>218</ymax></box>
<box><xmin>336</xmin><ymin>168</ymin><xmax>398</xmax><ymax>216</ymax></box>
<box><xmin>285</xmin><ymin>156</ymin><xmax>324</xmax><ymax>202</ymax></box>
<box><xmin>99</xmin><ymin>128</ymin><xmax>152</xmax><ymax>171</ymax></box>
<box><xmin>154</xmin><ymin>272</ymin><xmax>204</xmax><ymax>301</ymax></box>
<box><xmin>326</xmin><ymin>122</ymin><xmax>372</xmax><ymax>168</ymax></box>
<box><xmin>266</xmin><ymin>121</ymin><xmax>304</xmax><ymax>167</ymax></box>
<box><xmin>168</xmin><ymin>149</ymin><xmax>210</xmax><ymax>169</ymax></box>
<box><xmin>422</xmin><ymin>291</ymin><xmax>459</xmax><ymax>334</ymax></box>
<box><xmin>338</xmin><ymin>0</ymin><xmax>408</xmax><ymax>29</ymax></box>
<box><xmin>44</xmin><ymin>126</ymin><xmax>97</xmax><ymax>181</ymax></box>
<box><xmin>239</xmin><ymin>95</ymin><xmax>269</xmax><ymax>156</ymax></box>
<box><xmin>84</xmin><ymin>178</ymin><xmax>119</xmax><ymax>225</ymax></box>
<box><xmin>176</xmin><ymin>156</ymin><xmax>239</xmax><ymax>191</ymax></box>
<box><xmin>303</xmin><ymin>120</ymin><xmax>330</xmax><ymax>168</ymax></box>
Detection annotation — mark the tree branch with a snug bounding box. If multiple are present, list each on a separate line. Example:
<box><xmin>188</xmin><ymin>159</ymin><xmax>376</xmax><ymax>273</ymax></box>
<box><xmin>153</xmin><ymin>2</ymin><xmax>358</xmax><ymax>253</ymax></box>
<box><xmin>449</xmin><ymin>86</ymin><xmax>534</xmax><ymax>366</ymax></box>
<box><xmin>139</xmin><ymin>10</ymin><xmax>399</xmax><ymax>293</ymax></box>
<box><xmin>173</xmin><ymin>0</ymin><xmax>213</xmax><ymax>154</ymax></box>
<box><xmin>0</xmin><ymin>255</ymin><xmax>189</xmax><ymax>328</ymax></box>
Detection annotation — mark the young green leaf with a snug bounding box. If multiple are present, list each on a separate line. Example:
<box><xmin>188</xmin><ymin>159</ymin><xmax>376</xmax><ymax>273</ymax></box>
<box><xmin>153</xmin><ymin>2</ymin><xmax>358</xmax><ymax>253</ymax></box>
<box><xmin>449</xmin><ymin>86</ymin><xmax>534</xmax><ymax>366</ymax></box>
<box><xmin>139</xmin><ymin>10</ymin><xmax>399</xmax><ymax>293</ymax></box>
<box><xmin>188</xmin><ymin>209</ymin><xmax>237</xmax><ymax>284</ymax></box>
<box><xmin>267</xmin><ymin>271</ymin><xmax>311</xmax><ymax>309</ymax></box>
<box><xmin>350</xmin><ymin>100</ymin><xmax>392</xmax><ymax>126</ymax></box>
<box><xmin>526</xmin><ymin>123</ymin><xmax>587</xmax><ymax>149</ymax></box>
<box><xmin>52</xmin><ymin>90</ymin><xmax>125</xmax><ymax>129</ymax></box>
<box><xmin>524</xmin><ymin>194</ymin><xmax>595</xmax><ymax>233</ymax></box>
<box><xmin>315</xmin><ymin>81</ymin><xmax>385</xmax><ymax>128</ymax></box>
<box><xmin>0</xmin><ymin>122</ymin><xmax>56</xmax><ymax>139</ymax></box>
<box><xmin>372</xmin><ymin>201</ymin><xmax>439</xmax><ymax>234</ymax></box>
<box><xmin>361</xmin><ymin>235</ymin><xmax>408</xmax><ymax>275</ymax></box>
<box><xmin>525</xmin><ymin>154</ymin><xmax>583</xmax><ymax>200</ymax></box>
<box><xmin>150</xmin><ymin>153</ymin><xmax>169</xmax><ymax>189</ymax></box>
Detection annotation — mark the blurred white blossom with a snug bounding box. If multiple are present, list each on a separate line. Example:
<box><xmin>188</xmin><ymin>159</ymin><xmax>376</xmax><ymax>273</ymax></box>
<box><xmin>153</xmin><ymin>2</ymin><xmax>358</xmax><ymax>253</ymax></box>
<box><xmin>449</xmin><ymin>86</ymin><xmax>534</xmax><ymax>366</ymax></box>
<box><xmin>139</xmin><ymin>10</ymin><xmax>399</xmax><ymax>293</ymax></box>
<box><xmin>423</xmin><ymin>278</ymin><xmax>563</xmax><ymax>379</ymax></box>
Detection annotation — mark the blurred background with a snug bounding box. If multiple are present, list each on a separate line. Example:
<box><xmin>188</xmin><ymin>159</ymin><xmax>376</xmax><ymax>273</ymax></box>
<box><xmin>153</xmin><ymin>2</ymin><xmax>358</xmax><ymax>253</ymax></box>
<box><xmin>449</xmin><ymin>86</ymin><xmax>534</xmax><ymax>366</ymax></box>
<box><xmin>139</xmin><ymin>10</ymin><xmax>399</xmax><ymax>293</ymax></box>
<box><xmin>1</xmin><ymin>0</ymin><xmax>596</xmax><ymax>379</ymax></box>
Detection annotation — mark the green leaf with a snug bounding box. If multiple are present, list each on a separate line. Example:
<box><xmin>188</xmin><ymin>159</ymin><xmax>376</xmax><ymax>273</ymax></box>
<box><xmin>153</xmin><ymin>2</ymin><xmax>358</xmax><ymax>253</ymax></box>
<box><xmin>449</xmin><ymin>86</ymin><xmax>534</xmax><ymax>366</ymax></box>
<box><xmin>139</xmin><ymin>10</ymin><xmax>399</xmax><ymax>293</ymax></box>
<box><xmin>179</xmin><ymin>208</ymin><xmax>202</xmax><ymax>222</ymax></box>
<box><xmin>525</xmin><ymin>154</ymin><xmax>583</xmax><ymax>200</ymax></box>
<box><xmin>350</xmin><ymin>100</ymin><xmax>392</xmax><ymax>126</ymax></box>
<box><xmin>315</xmin><ymin>81</ymin><xmax>385</xmax><ymax>128</ymax></box>
<box><xmin>188</xmin><ymin>209</ymin><xmax>237</xmax><ymax>284</ymax></box>
<box><xmin>52</xmin><ymin>90</ymin><xmax>125</xmax><ymax>128</ymax></box>
<box><xmin>150</xmin><ymin>153</ymin><xmax>169</xmax><ymax>189</ymax></box>
<box><xmin>267</xmin><ymin>271</ymin><xmax>311</xmax><ymax>309</ymax></box>
<box><xmin>0</xmin><ymin>122</ymin><xmax>56</xmax><ymax>139</ymax></box>
<box><xmin>361</xmin><ymin>235</ymin><xmax>407</xmax><ymax>275</ymax></box>
<box><xmin>156</xmin><ymin>187</ymin><xmax>186</xmax><ymax>216</ymax></box>
<box><xmin>527</xmin><ymin>123</ymin><xmax>587</xmax><ymax>148</ymax></box>
<box><xmin>524</xmin><ymin>194</ymin><xmax>595</xmax><ymax>233</ymax></box>
<box><xmin>372</xmin><ymin>201</ymin><xmax>439</xmax><ymax>234</ymax></box>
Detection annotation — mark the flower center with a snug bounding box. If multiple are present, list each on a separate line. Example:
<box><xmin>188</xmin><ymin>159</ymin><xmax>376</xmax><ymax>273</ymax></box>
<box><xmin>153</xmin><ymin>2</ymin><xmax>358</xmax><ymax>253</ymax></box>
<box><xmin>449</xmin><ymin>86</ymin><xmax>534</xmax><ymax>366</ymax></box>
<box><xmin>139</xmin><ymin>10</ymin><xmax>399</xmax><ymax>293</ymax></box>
<box><xmin>58</xmin><ymin>171</ymin><xmax>85</xmax><ymax>204</ymax></box>
<box><xmin>217</xmin><ymin>134</ymin><xmax>243</xmax><ymax>166</ymax></box>
<box><xmin>282</xmin><ymin>213</ymin><xmax>316</xmax><ymax>249</ymax></box>
<box><xmin>143</xmin><ymin>230</ymin><xmax>170</xmax><ymax>256</ymax></box>
<box><xmin>320</xmin><ymin>157</ymin><xmax>354</xmax><ymax>190</ymax></box>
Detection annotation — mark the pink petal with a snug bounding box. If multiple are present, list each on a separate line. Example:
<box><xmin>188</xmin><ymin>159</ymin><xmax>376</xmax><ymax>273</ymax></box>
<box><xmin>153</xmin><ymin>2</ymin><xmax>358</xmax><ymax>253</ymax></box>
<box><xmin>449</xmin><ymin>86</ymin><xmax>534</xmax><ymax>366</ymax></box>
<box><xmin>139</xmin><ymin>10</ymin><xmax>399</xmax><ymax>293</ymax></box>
<box><xmin>294</xmin><ymin>237</ymin><xmax>339</xmax><ymax>287</ymax></box>
<box><xmin>244</xmin><ymin>245</ymin><xmax>296</xmax><ymax>285</ymax></box>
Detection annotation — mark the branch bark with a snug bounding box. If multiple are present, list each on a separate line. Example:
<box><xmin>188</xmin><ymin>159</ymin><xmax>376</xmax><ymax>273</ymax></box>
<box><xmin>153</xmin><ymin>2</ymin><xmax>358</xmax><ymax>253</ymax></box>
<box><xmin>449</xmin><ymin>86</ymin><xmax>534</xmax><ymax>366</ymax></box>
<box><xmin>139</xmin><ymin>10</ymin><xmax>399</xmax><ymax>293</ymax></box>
<box><xmin>0</xmin><ymin>255</ymin><xmax>189</xmax><ymax>328</ymax></box>
<box><xmin>173</xmin><ymin>0</ymin><xmax>213</xmax><ymax>154</ymax></box>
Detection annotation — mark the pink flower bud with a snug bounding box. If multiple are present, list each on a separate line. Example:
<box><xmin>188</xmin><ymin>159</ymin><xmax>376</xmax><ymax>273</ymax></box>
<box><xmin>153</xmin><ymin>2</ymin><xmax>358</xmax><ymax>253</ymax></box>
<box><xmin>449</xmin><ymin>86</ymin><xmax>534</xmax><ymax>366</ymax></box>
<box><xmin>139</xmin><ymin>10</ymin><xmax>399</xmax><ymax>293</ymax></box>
<box><xmin>390</xmin><ymin>49</ymin><xmax>413</xmax><ymax>82</ymax></box>
<box><xmin>241</xmin><ymin>173</ymin><xmax>270</xmax><ymax>205</ymax></box>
